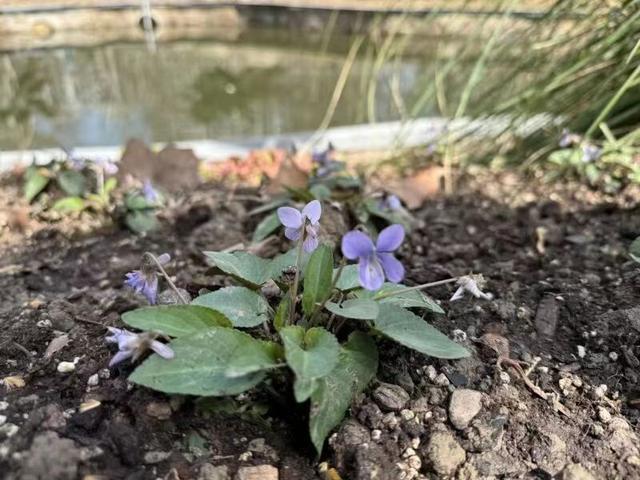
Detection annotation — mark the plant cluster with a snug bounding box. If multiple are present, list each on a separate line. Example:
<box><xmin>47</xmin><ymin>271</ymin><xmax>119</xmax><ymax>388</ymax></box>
<box><xmin>109</xmin><ymin>197</ymin><xmax>491</xmax><ymax>454</ymax></box>
<box><xmin>547</xmin><ymin>125</ymin><xmax>640</xmax><ymax>192</ymax></box>
<box><xmin>250</xmin><ymin>145</ymin><xmax>411</xmax><ymax>245</ymax></box>
<box><xmin>22</xmin><ymin>153</ymin><xmax>163</xmax><ymax>233</ymax></box>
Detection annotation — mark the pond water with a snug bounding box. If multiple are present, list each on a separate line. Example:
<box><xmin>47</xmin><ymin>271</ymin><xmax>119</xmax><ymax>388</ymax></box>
<box><xmin>0</xmin><ymin>26</ymin><xmax>525</xmax><ymax>151</ymax></box>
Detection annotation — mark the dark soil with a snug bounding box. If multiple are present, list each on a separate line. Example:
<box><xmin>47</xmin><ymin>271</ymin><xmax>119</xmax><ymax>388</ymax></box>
<box><xmin>1</xmin><ymin>173</ymin><xmax>640</xmax><ymax>480</ymax></box>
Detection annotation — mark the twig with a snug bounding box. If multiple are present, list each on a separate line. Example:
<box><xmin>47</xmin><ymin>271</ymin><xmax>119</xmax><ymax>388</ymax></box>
<box><xmin>144</xmin><ymin>252</ymin><xmax>188</xmax><ymax>304</ymax></box>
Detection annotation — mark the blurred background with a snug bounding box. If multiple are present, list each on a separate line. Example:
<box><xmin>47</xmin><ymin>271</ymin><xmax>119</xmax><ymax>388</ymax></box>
<box><xmin>0</xmin><ymin>0</ymin><xmax>638</xmax><ymax>191</ymax></box>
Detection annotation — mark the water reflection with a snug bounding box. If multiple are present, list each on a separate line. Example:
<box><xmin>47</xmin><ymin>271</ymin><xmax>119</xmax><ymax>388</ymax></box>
<box><xmin>0</xmin><ymin>28</ymin><xmax>524</xmax><ymax>150</ymax></box>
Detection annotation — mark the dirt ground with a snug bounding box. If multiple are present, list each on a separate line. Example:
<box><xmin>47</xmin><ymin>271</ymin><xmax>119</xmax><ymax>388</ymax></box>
<box><xmin>1</xmin><ymin>171</ymin><xmax>640</xmax><ymax>480</ymax></box>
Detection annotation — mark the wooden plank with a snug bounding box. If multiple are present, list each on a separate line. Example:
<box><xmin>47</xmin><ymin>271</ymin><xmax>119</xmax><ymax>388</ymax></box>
<box><xmin>1</xmin><ymin>0</ymin><xmax>553</xmax><ymax>15</ymax></box>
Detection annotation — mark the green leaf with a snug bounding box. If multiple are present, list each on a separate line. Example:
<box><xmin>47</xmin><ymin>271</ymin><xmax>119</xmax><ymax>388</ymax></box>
<box><xmin>104</xmin><ymin>177</ymin><xmax>118</xmax><ymax>195</ymax></box>
<box><xmin>125</xmin><ymin>192</ymin><xmax>154</xmax><ymax>210</ymax></box>
<box><xmin>373</xmin><ymin>304</ymin><xmax>469</xmax><ymax>359</ymax></box>
<box><xmin>302</xmin><ymin>245</ymin><xmax>334</xmax><ymax>317</ymax></box>
<box><xmin>325</xmin><ymin>299</ymin><xmax>379</xmax><ymax>320</ymax></box>
<box><xmin>356</xmin><ymin>283</ymin><xmax>444</xmax><ymax>314</ymax></box>
<box><xmin>57</xmin><ymin>170</ymin><xmax>87</xmax><ymax>196</ymax></box>
<box><xmin>192</xmin><ymin>287</ymin><xmax>270</xmax><ymax>328</ymax></box>
<box><xmin>52</xmin><ymin>196</ymin><xmax>85</xmax><ymax>213</ymax></box>
<box><xmin>24</xmin><ymin>167</ymin><xmax>50</xmax><ymax>202</ymax></box>
<box><xmin>334</xmin><ymin>264</ymin><xmax>361</xmax><ymax>291</ymax></box>
<box><xmin>225</xmin><ymin>341</ymin><xmax>282</xmax><ymax>378</ymax></box>
<box><xmin>122</xmin><ymin>305</ymin><xmax>231</xmax><ymax>337</ymax></box>
<box><xmin>273</xmin><ymin>296</ymin><xmax>290</xmax><ymax>332</ymax></box>
<box><xmin>204</xmin><ymin>249</ymin><xmax>307</xmax><ymax>287</ymax></box>
<box><xmin>630</xmin><ymin>237</ymin><xmax>640</xmax><ymax>263</ymax></box>
<box><xmin>125</xmin><ymin>210</ymin><xmax>158</xmax><ymax>233</ymax></box>
<box><xmin>130</xmin><ymin>327</ymin><xmax>276</xmax><ymax>396</ymax></box>
<box><xmin>309</xmin><ymin>332</ymin><xmax>378</xmax><ymax>455</ymax></box>
<box><xmin>309</xmin><ymin>184</ymin><xmax>332</xmax><ymax>200</ymax></box>
<box><xmin>363</xmin><ymin>198</ymin><xmax>410</xmax><ymax>230</ymax></box>
<box><xmin>252</xmin><ymin>212</ymin><xmax>281</xmax><ymax>243</ymax></box>
<box><xmin>280</xmin><ymin>326</ymin><xmax>340</xmax><ymax>402</ymax></box>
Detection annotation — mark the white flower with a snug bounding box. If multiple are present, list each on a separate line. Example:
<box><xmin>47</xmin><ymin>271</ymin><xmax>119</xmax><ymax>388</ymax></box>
<box><xmin>105</xmin><ymin>327</ymin><xmax>174</xmax><ymax>367</ymax></box>
<box><xmin>450</xmin><ymin>274</ymin><xmax>493</xmax><ymax>302</ymax></box>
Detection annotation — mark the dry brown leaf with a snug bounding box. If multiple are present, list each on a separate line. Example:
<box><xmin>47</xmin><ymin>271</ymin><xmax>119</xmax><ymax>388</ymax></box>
<box><xmin>2</xmin><ymin>375</ymin><xmax>26</xmax><ymax>390</ymax></box>
<box><xmin>388</xmin><ymin>166</ymin><xmax>445</xmax><ymax>209</ymax></box>
<box><xmin>44</xmin><ymin>334</ymin><xmax>70</xmax><ymax>359</ymax></box>
<box><xmin>265</xmin><ymin>156</ymin><xmax>310</xmax><ymax>194</ymax></box>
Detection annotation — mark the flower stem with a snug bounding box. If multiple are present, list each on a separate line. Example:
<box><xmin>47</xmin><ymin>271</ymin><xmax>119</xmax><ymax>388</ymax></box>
<box><xmin>309</xmin><ymin>259</ymin><xmax>345</xmax><ymax>327</ymax></box>
<box><xmin>288</xmin><ymin>233</ymin><xmax>305</xmax><ymax>325</ymax></box>
<box><xmin>373</xmin><ymin>277</ymin><xmax>459</xmax><ymax>301</ymax></box>
<box><xmin>144</xmin><ymin>252</ymin><xmax>188</xmax><ymax>304</ymax></box>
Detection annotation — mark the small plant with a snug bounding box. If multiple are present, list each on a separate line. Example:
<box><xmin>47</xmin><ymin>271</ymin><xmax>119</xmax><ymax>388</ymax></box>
<box><xmin>547</xmin><ymin>125</ymin><xmax>640</xmax><ymax>192</ymax></box>
<box><xmin>250</xmin><ymin>145</ymin><xmax>411</xmax><ymax>244</ymax></box>
<box><xmin>109</xmin><ymin>199</ymin><xmax>487</xmax><ymax>455</ymax></box>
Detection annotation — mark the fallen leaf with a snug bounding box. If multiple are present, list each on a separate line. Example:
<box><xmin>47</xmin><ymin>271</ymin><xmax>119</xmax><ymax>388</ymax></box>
<box><xmin>388</xmin><ymin>166</ymin><xmax>445</xmax><ymax>209</ymax></box>
<box><xmin>44</xmin><ymin>334</ymin><xmax>70</xmax><ymax>359</ymax></box>
<box><xmin>2</xmin><ymin>375</ymin><xmax>26</xmax><ymax>390</ymax></box>
<box><xmin>265</xmin><ymin>155</ymin><xmax>309</xmax><ymax>194</ymax></box>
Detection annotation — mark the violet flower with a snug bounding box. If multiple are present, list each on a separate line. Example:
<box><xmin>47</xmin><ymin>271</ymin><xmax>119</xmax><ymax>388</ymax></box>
<box><xmin>124</xmin><ymin>253</ymin><xmax>170</xmax><ymax>304</ymax></box>
<box><xmin>94</xmin><ymin>157</ymin><xmax>119</xmax><ymax>176</ymax></box>
<box><xmin>342</xmin><ymin>224</ymin><xmax>405</xmax><ymax>291</ymax></box>
<box><xmin>450</xmin><ymin>274</ymin><xmax>492</xmax><ymax>301</ymax></box>
<box><xmin>379</xmin><ymin>194</ymin><xmax>402</xmax><ymax>211</ymax></box>
<box><xmin>105</xmin><ymin>327</ymin><xmax>174</xmax><ymax>367</ymax></box>
<box><xmin>559</xmin><ymin>129</ymin><xmax>581</xmax><ymax>148</ymax></box>
<box><xmin>277</xmin><ymin>200</ymin><xmax>322</xmax><ymax>253</ymax></box>
<box><xmin>581</xmin><ymin>144</ymin><xmax>602</xmax><ymax>163</ymax></box>
<box><xmin>312</xmin><ymin>143</ymin><xmax>342</xmax><ymax>178</ymax></box>
<box><xmin>142</xmin><ymin>180</ymin><xmax>160</xmax><ymax>203</ymax></box>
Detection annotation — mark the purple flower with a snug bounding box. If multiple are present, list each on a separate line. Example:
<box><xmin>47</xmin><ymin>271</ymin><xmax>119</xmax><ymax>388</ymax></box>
<box><xmin>105</xmin><ymin>327</ymin><xmax>174</xmax><ymax>367</ymax></box>
<box><xmin>312</xmin><ymin>143</ymin><xmax>343</xmax><ymax>178</ymax></box>
<box><xmin>379</xmin><ymin>194</ymin><xmax>402</xmax><ymax>211</ymax></box>
<box><xmin>95</xmin><ymin>157</ymin><xmax>119</xmax><ymax>176</ymax></box>
<box><xmin>124</xmin><ymin>253</ymin><xmax>170</xmax><ymax>304</ymax></box>
<box><xmin>559</xmin><ymin>129</ymin><xmax>581</xmax><ymax>148</ymax></box>
<box><xmin>277</xmin><ymin>200</ymin><xmax>322</xmax><ymax>253</ymax></box>
<box><xmin>341</xmin><ymin>224</ymin><xmax>405</xmax><ymax>291</ymax></box>
<box><xmin>142</xmin><ymin>180</ymin><xmax>160</xmax><ymax>203</ymax></box>
<box><xmin>581</xmin><ymin>144</ymin><xmax>602</xmax><ymax>163</ymax></box>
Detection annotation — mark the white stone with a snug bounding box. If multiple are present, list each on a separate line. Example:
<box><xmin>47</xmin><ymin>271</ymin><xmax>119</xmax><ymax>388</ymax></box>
<box><xmin>87</xmin><ymin>374</ymin><xmax>99</xmax><ymax>387</ymax></box>
<box><xmin>371</xmin><ymin>429</ymin><xmax>382</xmax><ymax>441</ymax></box>
<box><xmin>0</xmin><ymin>415</ymin><xmax>6</xmax><ymax>426</ymax></box>
<box><xmin>57</xmin><ymin>361</ymin><xmax>76</xmax><ymax>373</ymax></box>
<box><xmin>0</xmin><ymin>401</ymin><xmax>7</xmax><ymax>411</ymax></box>
<box><xmin>577</xmin><ymin>345</ymin><xmax>586</xmax><ymax>358</ymax></box>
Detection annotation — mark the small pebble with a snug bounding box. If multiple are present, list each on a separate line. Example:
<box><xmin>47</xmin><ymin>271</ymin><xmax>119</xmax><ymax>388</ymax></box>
<box><xmin>593</xmin><ymin>384</ymin><xmax>608</xmax><ymax>399</ymax></box>
<box><xmin>577</xmin><ymin>345</ymin><xmax>586</xmax><ymax>358</ymax></box>
<box><xmin>434</xmin><ymin>373</ymin><xmax>450</xmax><ymax>387</ymax></box>
<box><xmin>0</xmin><ymin>415</ymin><xmax>6</xmax><ymax>426</ymax></box>
<box><xmin>238</xmin><ymin>451</ymin><xmax>253</xmax><ymax>462</ymax></box>
<box><xmin>0</xmin><ymin>423</ymin><xmax>19</xmax><ymax>438</ymax></box>
<box><xmin>499</xmin><ymin>371</ymin><xmax>511</xmax><ymax>384</ymax></box>
<box><xmin>57</xmin><ymin>361</ymin><xmax>76</xmax><ymax>373</ymax></box>
<box><xmin>371</xmin><ymin>429</ymin><xmax>382</xmax><ymax>441</ymax></box>
<box><xmin>410</xmin><ymin>437</ymin><xmax>420</xmax><ymax>449</ymax></box>
<box><xmin>425</xmin><ymin>365</ymin><xmax>437</xmax><ymax>382</ymax></box>
<box><xmin>98</xmin><ymin>368</ymin><xmax>111</xmax><ymax>380</ymax></box>
<box><xmin>87</xmin><ymin>374</ymin><xmax>99</xmax><ymax>387</ymax></box>
<box><xmin>407</xmin><ymin>455</ymin><xmax>422</xmax><ymax>470</ymax></box>
<box><xmin>598</xmin><ymin>407</ymin><xmax>612</xmax><ymax>423</ymax></box>
<box><xmin>608</xmin><ymin>351</ymin><xmax>618</xmax><ymax>361</ymax></box>
<box><xmin>400</xmin><ymin>409</ymin><xmax>415</xmax><ymax>421</ymax></box>
<box><xmin>592</xmin><ymin>424</ymin><xmax>604</xmax><ymax>437</ymax></box>
<box><xmin>0</xmin><ymin>401</ymin><xmax>8</xmax><ymax>411</ymax></box>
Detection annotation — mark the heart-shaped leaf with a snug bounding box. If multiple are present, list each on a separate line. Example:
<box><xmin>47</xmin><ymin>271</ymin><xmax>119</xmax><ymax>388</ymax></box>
<box><xmin>302</xmin><ymin>245</ymin><xmax>334</xmax><ymax>317</ymax></box>
<box><xmin>252</xmin><ymin>212</ymin><xmax>281</xmax><ymax>243</ymax></box>
<box><xmin>193</xmin><ymin>287</ymin><xmax>270</xmax><ymax>328</ymax></box>
<box><xmin>52</xmin><ymin>196</ymin><xmax>85</xmax><ymax>213</ymax></box>
<box><xmin>333</xmin><ymin>264</ymin><xmax>361</xmax><ymax>291</ymax></box>
<box><xmin>24</xmin><ymin>167</ymin><xmax>50</xmax><ymax>202</ymax></box>
<box><xmin>309</xmin><ymin>332</ymin><xmax>378</xmax><ymax>455</ymax></box>
<box><xmin>57</xmin><ymin>170</ymin><xmax>87</xmax><ymax>196</ymax></box>
<box><xmin>325</xmin><ymin>299</ymin><xmax>379</xmax><ymax>320</ymax></box>
<box><xmin>130</xmin><ymin>327</ymin><xmax>277</xmax><ymax>396</ymax></box>
<box><xmin>122</xmin><ymin>305</ymin><xmax>231</xmax><ymax>337</ymax></box>
<box><xmin>356</xmin><ymin>283</ymin><xmax>444</xmax><ymax>314</ymax></box>
<box><xmin>280</xmin><ymin>326</ymin><xmax>340</xmax><ymax>402</ymax></box>
<box><xmin>373</xmin><ymin>304</ymin><xmax>469</xmax><ymax>359</ymax></box>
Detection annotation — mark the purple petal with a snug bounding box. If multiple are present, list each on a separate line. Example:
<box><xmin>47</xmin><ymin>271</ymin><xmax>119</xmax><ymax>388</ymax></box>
<box><xmin>302</xmin><ymin>200</ymin><xmax>321</xmax><ymax>224</ymax></box>
<box><xmin>359</xmin><ymin>256</ymin><xmax>385</xmax><ymax>291</ymax></box>
<box><xmin>303</xmin><ymin>235</ymin><xmax>319</xmax><ymax>253</ymax></box>
<box><xmin>150</xmin><ymin>340</ymin><xmax>175</xmax><ymax>360</ymax></box>
<box><xmin>285</xmin><ymin>226</ymin><xmax>302</xmax><ymax>241</ymax></box>
<box><xmin>376</xmin><ymin>224</ymin><xmax>405</xmax><ymax>252</ymax></box>
<box><xmin>378</xmin><ymin>253</ymin><xmax>405</xmax><ymax>283</ymax></box>
<box><xmin>342</xmin><ymin>231</ymin><xmax>374</xmax><ymax>260</ymax></box>
<box><xmin>124</xmin><ymin>271</ymin><xmax>145</xmax><ymax>291</ymax></box>
<box><xmin>387</xmin><ymin>195</ymin><xmax>402</xmax><ymax>210</ymax></box>
<box><xmin>109</xmin><ymin>349</ymin><xmax>133</xmax><ymax>367</ymax></box>
<box><xmin>277</xmin><ymin>207</ymin><xmax>303</xmax><ymax>228</ymax></box>
<box><xmin>142</xmin><ymin>276</ymin><xmax>159</xmax><ymax>305</ymax></box>
<box><xmin>156</xmin><ymin>253</ymin><xmax>171</xmax><ymax>265</ymax></box>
